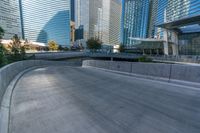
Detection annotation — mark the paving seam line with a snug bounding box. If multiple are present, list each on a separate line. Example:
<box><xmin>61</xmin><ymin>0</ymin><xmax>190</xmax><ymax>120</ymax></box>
<box><xmin>0</xmin><ymin>66</ymin><xmax>41</xmax><ymax>133</ymax></box>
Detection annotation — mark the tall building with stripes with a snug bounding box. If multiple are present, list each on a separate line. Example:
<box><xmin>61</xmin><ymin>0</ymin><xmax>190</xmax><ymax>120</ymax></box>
<box><xmin>121</xmin><ymin>0</ymin><xmax>200</xmax><ymax>55</ymax></box>
<box><xmin>75</xmin><ymin>0</ymin><xmax>102</xmax><ymax>40</ymax></box>
<box><xmin>155</xmin><ymin>0</ymin><xmax>200</xmax><ymax>55</ymax></box>
<box><xmin>121</xmin><ymin>0</ymin><xmax>150</xmax><ymax>45</ymax></box>
<box><xmin>150</xmin><ymin>0</ymin><xmax>200</xmax><ymax>39</ymax></box>
<box><xmin>0</xmin><ymin>0</ymin><xmax>22</xmax><ymax>39</ymax></box>
<box><xmin>20</xmin><ymin>0</ymin><xmax>71</xmax><ymax>46</ymax></box>
<box><xmin>75</xmin><ymin>0</ymin><xmax>121</xmax><ymax>45</ymax></box>
<box><xmin>101</xmin><ymin>0</ymin><xmax>122</xmax><ymax>45</ymax></box>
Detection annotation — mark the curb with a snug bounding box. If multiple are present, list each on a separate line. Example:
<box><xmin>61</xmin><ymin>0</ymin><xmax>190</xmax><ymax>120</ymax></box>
<box><xmin>0</xmin><ymin>67</ymin><xmax>40</xmax><ymax>133</ymax></box>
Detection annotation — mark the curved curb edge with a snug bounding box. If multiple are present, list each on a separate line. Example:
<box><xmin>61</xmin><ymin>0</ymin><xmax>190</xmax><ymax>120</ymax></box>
<box><xmin>0</xmin><ymin>67</ymin><xmax>41</xmax><ymax>133</ymax></box>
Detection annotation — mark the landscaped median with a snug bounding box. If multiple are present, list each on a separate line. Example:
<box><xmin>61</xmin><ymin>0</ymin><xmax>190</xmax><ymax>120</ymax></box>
<box><xmin>82</xmin><ymin>60</ymin><xmax>200</xmax><ymax>88</ymax></box>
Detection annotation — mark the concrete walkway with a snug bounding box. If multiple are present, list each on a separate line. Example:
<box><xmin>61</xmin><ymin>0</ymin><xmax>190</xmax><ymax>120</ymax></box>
<box><xmin>10</xmin><ymin>66</ymin><xmax>200</xmax><ymax>133</ymax></box>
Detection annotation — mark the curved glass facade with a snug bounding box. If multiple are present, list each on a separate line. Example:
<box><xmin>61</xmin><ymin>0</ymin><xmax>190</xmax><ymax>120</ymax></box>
<box><xmin>0</xmin><ymin>0</ymin><xmax>22</xmax><ymax>39</ymax></box>
<box><xmin>20</xmin><ymin>0</ymin><xmax>71</xmax><ymax>46</ymax></box>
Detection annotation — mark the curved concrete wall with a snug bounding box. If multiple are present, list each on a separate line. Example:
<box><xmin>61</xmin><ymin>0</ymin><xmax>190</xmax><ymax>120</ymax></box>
<box><xmin>29</xmin><ymin>52</ymin><xmax>86</xmax><ymax>60</ymax></box>
<box><xmin>0</xmin><ymin>60</ymin><xmax>81</xmax><ymax>104</ymax></box>
<box><xmin>83</xmin><ymin>60</ymin><xmax>200</xmax><ymax>86</ymax></box>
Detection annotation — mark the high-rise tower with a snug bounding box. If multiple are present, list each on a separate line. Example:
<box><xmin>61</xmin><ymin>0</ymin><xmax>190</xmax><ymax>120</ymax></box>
<box><xmin>20</xmin><ymin>0</ymin><xmax>71</xmax><ymax>46</ymax></box>
<box><xmin>122</xmin><ymin>0</ymin><xmax>150</xmax><ymax>45</ymax></box>
<box><xmin>0</xmin><ymin>0</ymin><xmax>22</xmax><ymax>39</ymax></box>
<box><xmin>75</xmin><ymin>0</ymin><xmax>121</xmax><ymax>45</ymax></box>
<box><xmin>101</xmin><ymin>0</ymin><xmax>122</xmax><ymax>45</ymax></box>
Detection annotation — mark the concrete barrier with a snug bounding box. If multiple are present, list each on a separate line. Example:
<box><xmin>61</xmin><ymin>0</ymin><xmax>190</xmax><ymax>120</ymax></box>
<box><xmin>0</xmin><ymin>60</ymin><xmax>82</xmax><ymax>105</ymax></box>
<box><xmin>95</xmin><ymin>60</ymin><xmax>110</xmax><ymax>69</ymax></box>
<box><xmin>170</xmin><ymin>64</ymin><xmax>200</xmax><ymax>83</ymax></box>
<box><xmin>109</xmin><ymin>61</ymin><xmax>132</xmax><ymax>73</ymax></box>
<box><xmin>131</xmin><ymin>63</ymin><xmax>171</xmax><ymax>78</ymax></box>
<box><xmin>31</xmin><ymin>52</ymin><xmax>86</xmax><ymax>60</ymax></box>
<box><xmin>82</xmin><ymin>60</ymin><xmax>200</xmax><ymax>86</ymax></box>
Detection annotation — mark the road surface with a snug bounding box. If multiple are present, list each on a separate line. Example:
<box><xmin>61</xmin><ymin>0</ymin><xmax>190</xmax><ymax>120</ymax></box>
<box><xmin>10</xmin><ymin>66</ymin><xmax>200</xmax><ymax>133</ymax></box>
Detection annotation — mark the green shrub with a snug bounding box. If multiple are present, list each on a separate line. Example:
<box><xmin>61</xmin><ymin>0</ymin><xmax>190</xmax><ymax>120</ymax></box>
<box><xmin>87</xmin><ymin>38</ymin><xmax>102</xmax><ymax>51</ymax></box>
<box><xmin>0</xmin><ymin>45</ymin><xmax>8</xmax><ymax>67</ymax></box>
<box><xmin>138</xmin><ymin>56</ymin><xmax>152</xmax><ymax>62</ymax></box>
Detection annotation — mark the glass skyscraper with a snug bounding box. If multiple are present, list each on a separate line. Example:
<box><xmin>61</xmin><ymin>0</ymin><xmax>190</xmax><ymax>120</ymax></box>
<box><xmin>154</xmin><ymin>0</ymin><xmax>200</xmax><ymax>39</ymax></box>
<box><xmin>75</xmin><ymin>0</ymin><xmax>92</xmax><ymax>40</ymax></box>
<box><xmin>75</xmin><ymin>0</ymin><xmax>121</xmax><ymax>45</ymax></box>
<box><xmin>155</xmin><ymin>0</ymin><xmax>200</xmax><ymax>55</ymax></box>
<box><xmin>121</xmin><ymin>0</ymin><xmax>200</xmax><ymax>55</ymax></box>
<box><xmin>147</xmin><ymin>0</ymin><xmax>159</xmax><ymax>38</ymax></box>
<box><xmin>71</xmin><ymin>0</ymin><xmax>75</xmax><ymax>21</ymax></box>
<box><xmin>0</xmin><ymin>0</ymin><xmax>22</xmax><ymax>39</ymax></box>
<box><xmin>101</xmin><ymin>0</ymin><xmax>121</xmax><ymax>45</ymax></box>
<box><xmin>20</xmin><ymin>0</ymin><xmax>71</xmax><ymax>46</ymax></box>
<box><xmin>122</xmin><ymin>0</ymin><xmax>149</xmax><ymax>45</ymax></box>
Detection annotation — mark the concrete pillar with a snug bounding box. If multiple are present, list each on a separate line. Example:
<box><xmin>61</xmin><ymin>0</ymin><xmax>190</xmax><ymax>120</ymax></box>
<box><xmin>172</xmin><ymin>44</ymin><xmax>179</xmax><ymax>56</ymax></box>
<box><xmin>143</xmin><ymin>49</ymin><xmax>145</xmax><ymax>55</ymax></box>
<box><xmin>157</xmin><ymin>49</ymin><xmax>159</xmax><ymax>55</ymax></box>
<box><xmin>163</xmin><ymin>29</ymin><xmax>169</xmax><ymax>55</ymax></box>
<box><xmin>111</xmin><ymin>57</ymin><xmax>113</xmax><ymax>61</ymax></box>
<box><xmin>150</xmin><ymin>49</ymin><xmax>152</xmax><ymax>55</ymax></box>
<box><xmin>171</xmin><ymin>31</ymin><xmax>179</xmax><ymax>56</ymax></box>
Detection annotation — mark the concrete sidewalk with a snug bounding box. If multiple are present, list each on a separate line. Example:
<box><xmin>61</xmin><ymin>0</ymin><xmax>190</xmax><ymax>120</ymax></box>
<box><xmin>9</xmin><ymin>66</ymin><xmax>200</xmax><ymax>133</ymax></box>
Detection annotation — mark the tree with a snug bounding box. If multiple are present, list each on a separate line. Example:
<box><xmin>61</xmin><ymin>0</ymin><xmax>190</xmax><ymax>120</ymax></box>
<box><xmin>0</xmin><ymin>45</ymin><xmax>8</xmax><ymax>66</ymax></box>
<box><xmin>48</xmin><ymin>41</ymin><xmax>58</xmax><ymax>51</ymax></box>
<box><xmin>87</xmin><ymin>38</ymin><xmax>102</xmax><ymax>51</ymax></box>
<box><xmin>0</xmin><ymin>27</ymin><xmax>7</xmax><ymax>66</ymax></box>
<box><xmin>11</xmin><ymin>34</ymin><xmax>21</xmax><ymax>56</ymax></box>
<box><xmin>9</xmin><ymin>34</ymin><xmax>26</xmax><ymax>61</ymax></box>
<box><xmin>119</xmin><ymin>44</ymin><xmax>125</xmax><ymax>53</ymax></box>
<box><xmin>58</xmin><ymin>45</ymin><xmax>63</xmax><ymax>51</ymax></box>
<box><xmin>0</xmin><ymin>26</ymin><xmax>4</xmax><ymax>40</ymax></box>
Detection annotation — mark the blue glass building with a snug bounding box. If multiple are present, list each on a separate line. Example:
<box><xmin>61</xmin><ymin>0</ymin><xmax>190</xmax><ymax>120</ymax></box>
<box><xmin>155</xmin><ymin>0</ymin><xmax>200</xmax><ymax>55</ymax></box>
<box><xmin>121</xmin><ymin>0</ymin><xmax>149</xmax><ymax>46</ymax></box>
<box><xmin>20</xmin><ymin>0</ymin><xmax>71</xmax><ymax>46</ymax></box>
<box><xmin>71</xmin><ymin>0</ymin><xmax>75</xmax><ymax>21</ymax></box>
<box><xmin>155</xmin><ymin>0</ymin><xmax>200</xmax><ymax>38</ymax></box>
<box><xmin>121</xmin><ymin>0</ymin><xmax>200</xmax><ymax>55</ymax></box>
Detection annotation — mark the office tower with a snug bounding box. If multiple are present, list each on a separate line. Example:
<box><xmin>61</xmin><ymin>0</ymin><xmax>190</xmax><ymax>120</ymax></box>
<box><xmin>122</xmin><ymin>0</ymin><xmax>150</xmax><ymax>45</ymax></box>
<box><xmin>71</xmin><ymin>0</ymin><xmax>75</xmax><ymax>21</ymax></box>
<box><xmin>155</xmin><ymin>0</ymin><xmax>200</xmax><ymax>38</ymax></box>
<box><xmin>166</xmin><ymin>0</ymin><xmax>190</xmax><ymax>22</ymax></box>
<box><xmin>75</xmin><ymin>0</ymin><xmax>101</xmax><ymax>40</ymax></box>
<box><xmin>75</xmin><ymin>25</ymin><xmax>84</xmax><ymax>41</ymax></box>
<box><xmin>101</xmin><ymin>0</ymin><xmax>122</xmax><ymax>45</ymax></box>
<box><xmin>75</xmin><ymin>0</ymin><xmax>121</xmax><ymax>45</ymax></box>
<box><xmin>20</xmin><ymin>0</ymin><xmax>71</xmax><ymax>46</ymax></box>
<box><xmin>147</xmin><ymin>0</ymin><xmax>158</xmax><ymax>38</ymax></box>
<box><xmin>0</xmin><ymin>0</ymin><xmax>22</xmax><ymax>39</ymax></box>
<box><xmin>155</xmin><ymin>0</ymin><xmax>200</xmax><ymax>55</ymax></box>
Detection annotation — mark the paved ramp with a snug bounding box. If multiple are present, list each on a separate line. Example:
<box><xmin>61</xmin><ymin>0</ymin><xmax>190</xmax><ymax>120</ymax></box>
<box><xmin>10</xmin><ymin>66</ymin><xmax>200</xmax><ymax>133</ymax></box>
